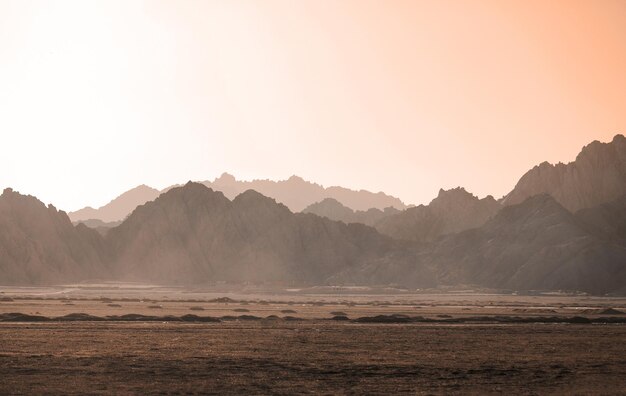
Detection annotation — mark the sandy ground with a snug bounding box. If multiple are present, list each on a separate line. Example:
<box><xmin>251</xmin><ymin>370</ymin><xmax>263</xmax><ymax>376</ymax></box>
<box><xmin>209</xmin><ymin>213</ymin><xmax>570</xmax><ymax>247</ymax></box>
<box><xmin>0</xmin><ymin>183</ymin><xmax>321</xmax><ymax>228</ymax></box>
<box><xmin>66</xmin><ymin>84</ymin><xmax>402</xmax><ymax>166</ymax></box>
<box><xmin>1</xmin><ymin>284</ymin><xmax>625</xmax><ymax>394</ymax></box>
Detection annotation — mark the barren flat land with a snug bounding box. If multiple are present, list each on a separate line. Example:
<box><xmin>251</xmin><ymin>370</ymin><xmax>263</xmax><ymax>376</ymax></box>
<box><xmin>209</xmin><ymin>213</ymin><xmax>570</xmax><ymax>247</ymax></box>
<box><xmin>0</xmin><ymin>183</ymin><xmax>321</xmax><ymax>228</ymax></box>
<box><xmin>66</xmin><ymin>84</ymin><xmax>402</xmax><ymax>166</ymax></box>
<box><xmin>1</xmin><ymin>284</ymin><xmax>625</xmax><ymax>394</ymax></box>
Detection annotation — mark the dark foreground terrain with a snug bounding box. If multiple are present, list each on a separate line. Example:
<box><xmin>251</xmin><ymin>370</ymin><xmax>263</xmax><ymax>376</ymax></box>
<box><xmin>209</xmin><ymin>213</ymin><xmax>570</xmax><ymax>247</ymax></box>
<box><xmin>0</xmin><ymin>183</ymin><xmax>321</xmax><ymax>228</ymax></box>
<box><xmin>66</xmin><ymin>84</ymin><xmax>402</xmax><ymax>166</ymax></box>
<box><xmin>1</xmin><ymin>285</ymin><xmax>626</xmax><ymax>394</ymax></box>
<box><xmin>1</xmin><ymin>321</ymin><xmax>625</xmax><ymax>394</ymax></box>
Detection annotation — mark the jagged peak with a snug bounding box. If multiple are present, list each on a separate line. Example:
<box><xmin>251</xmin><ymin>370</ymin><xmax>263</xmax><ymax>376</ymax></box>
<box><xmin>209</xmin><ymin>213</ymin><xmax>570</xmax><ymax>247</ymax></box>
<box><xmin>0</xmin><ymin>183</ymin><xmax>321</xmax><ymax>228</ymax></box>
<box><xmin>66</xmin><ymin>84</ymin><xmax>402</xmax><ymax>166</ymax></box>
<box><xmin>214</xmin><ymin>172</ymin><xmax>236</xmax><ymax>183</ymax></box>
<box><xmin>576</xmin><ymin>133</ymin><xmax>626</xmax><ymax>161</ymax></box>
<box><xmin>0</xmin><ymin>187</ymin><xmax>40</xmax><ymax>204</ymax></box>
<box><xmin>432</xmin><ymin>187</ymin><xmax>477</xmax><ymax>204</ymax></box>
<box><xmin>437</xmin><ymin>186</ymin><xmax>471</xmax><ymax>197</ymax></box>
<box><xmin>287</xmin><ymin>175</ymin><xmax>306</xmax><ymax>183</ymax></box>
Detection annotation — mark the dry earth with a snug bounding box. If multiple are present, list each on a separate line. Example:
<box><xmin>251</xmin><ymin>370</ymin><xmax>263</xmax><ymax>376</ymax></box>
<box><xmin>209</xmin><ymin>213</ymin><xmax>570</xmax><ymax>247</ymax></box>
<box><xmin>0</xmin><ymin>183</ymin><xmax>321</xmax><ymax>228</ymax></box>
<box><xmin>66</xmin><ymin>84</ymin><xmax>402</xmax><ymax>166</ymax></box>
<box><xmin>1</xmin><ymin>284</ymin><xmax>625</xmax><ymax>394</ymax></box>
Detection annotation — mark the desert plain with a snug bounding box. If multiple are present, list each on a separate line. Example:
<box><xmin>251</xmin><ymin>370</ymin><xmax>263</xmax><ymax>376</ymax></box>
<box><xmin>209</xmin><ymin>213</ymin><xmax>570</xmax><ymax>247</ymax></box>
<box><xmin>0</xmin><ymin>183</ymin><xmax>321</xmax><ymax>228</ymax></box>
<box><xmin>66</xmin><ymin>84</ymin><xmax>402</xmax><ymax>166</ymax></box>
<box><xmin>1</xmin><ymin>283</ymin><xmax>625</xmax><ymax>395</ymax></box>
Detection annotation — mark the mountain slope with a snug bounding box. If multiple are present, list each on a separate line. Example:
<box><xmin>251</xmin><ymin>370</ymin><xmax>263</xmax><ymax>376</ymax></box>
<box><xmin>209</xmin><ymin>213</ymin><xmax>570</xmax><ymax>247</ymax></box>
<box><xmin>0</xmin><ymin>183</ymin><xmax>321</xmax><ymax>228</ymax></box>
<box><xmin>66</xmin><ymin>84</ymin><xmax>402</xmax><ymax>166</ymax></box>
<box><xmin>69</xmin><ymin>185</ymin><xmax>161</xmax><ymax>223</ymax></box>
<box><xmin>502</xmin><ymin>134</ymin><xmax>626</xmax><ymax>211</ymax></box>
<box><xmin>375</xmin><ymin>187</ymin><xmax>500</xmax><ymax>242</ymax></box>
<box><xmin>0</xmin><ymin>188</ymin><xmax>109</xmax><ymax>284</ymax></box>
<box><xmin>106</xmin><ymin>182</ymin><xmax>419</xmax><ymax>285</ymax></box>
<box><xmin>302</xmin><ymin>198</ymin><xmax>400</xmax><ymax>226</ymax></box>
<box><xmin>575</xmin><ymin>194</ymin><xmax>626</xmax><ymax>244</ymax></box>
<box><xmin>428</xmin><ymin>194</ymin><xmax>626</xmax><ymax>294</ymax></box>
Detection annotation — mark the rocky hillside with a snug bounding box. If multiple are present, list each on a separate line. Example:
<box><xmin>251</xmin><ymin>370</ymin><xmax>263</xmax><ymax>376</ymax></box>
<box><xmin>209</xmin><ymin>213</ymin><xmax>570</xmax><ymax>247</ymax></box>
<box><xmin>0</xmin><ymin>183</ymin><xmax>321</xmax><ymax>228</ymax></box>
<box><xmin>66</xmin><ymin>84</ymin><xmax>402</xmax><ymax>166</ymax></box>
<box><xmin>375</xmin><ymin>187</ymin><xmax>501</xmax><ymax>242</ymax></box>
<box><xmin>106</xmin><ymin>182</ymin><xmax>415</xmax><ymax>285</ymax></box>
<box><xmin>0</xmin><ymin>188</ymin><xmax>109</xmax><ymax>284</ymax></box>
<box><xmin>2</xmin><ymin>184</ymin><xmax>626</xmax><ymax>294</ymax></box>
<box><xmin>302</xmin><ymin>198</ymin><xmax>400</xmax><ymax>226</ymax></box>
<box><xmin>337</xmin><ymin>194</ymin><xmax>626</xmax><ymax>294</ymax></box>
<box><xmin>428</xmin><ymin>195</ymin><xmax>626</xmax><ymax>294</ymax></box>
<box><xmin>575</xmin><ymin>194</ymin><xmax>626</xmax><ymax>244</ymax></box>
<box><xmin>502</xmin><ymin>134</ymin><xmax>626</xmax><ymax>211</ymax></box>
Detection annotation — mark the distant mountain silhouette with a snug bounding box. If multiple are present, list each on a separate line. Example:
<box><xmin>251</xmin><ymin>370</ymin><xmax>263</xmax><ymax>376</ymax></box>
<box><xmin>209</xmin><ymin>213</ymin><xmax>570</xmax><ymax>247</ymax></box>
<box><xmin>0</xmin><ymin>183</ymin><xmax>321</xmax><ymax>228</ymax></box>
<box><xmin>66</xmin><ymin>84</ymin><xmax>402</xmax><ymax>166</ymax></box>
<box><xmin>302</xmin><ymin>198</ymin><xmax>400</xmax><ymax>226</ymax></box>
<box><xmin>68</xmin><ymin>174</ymin><xmax>406</xmax><ymax>223</ymax></box>
<box><xmin>0</xmin><ymin>188</ymin><xmax>109</xmax><ymax>284</ymax></box>
<box><xmin>73</xmin><ymin>219</ymin><xmax>122</xmax><ymax>236</ymax></box>
<box><xmin>4</xmin><ymin>134</ymin><xmax>626</xmax><ymax>294</ymax></box>
<box><xmin>106</xmin><ymin>182</ymin><xmax>416</xmax><ymax>285</ymax></box>
<box><xmin>204</xmin><ymin>173</ymin><xmax>406</xmax><ymax>212</ymax></box>
<box><xmin>69</xmin><ymin>185</ymin><xmax>160</xmax><ymax>223</ymax></box>
<box><xmin>502</xmin><ymin>134</ymin><xmax>626</xmax><ymax>211</ymax></box>
<box><xmin>374</xmin><ymin>187</ymin><xmax>501</xmax><ymax>242</ymax></box>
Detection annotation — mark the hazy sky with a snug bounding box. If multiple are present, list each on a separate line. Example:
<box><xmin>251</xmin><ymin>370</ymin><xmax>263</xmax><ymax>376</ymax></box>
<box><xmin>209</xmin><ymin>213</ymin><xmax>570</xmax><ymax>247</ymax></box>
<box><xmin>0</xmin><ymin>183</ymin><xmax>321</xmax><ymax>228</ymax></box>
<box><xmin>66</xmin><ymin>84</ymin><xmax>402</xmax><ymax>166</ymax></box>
<box><xmin>1</xmin><ymin>0</ymin><xmax>625</xmax><ymax>211</ymax></box>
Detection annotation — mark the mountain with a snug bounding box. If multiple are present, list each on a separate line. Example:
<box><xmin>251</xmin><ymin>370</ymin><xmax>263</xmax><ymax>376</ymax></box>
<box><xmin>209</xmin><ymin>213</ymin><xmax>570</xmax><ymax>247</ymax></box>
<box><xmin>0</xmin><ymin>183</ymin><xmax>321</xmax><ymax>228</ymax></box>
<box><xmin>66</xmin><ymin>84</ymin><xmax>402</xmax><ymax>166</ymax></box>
<box><xmin>205</xmin><ymin>173</ymin><xmax>407</xmax><ymax>212</ymax></box>
<box><xmin>427</xmin><ymin>194</ymin><xmax>626</xmax><ymax>294</ymax></box>
<box><xmin>0</xmin><ymin>188</ymin><xmax>109</xmax><ymax>285</ymax></box>
<box><xmin>502</xmin><ymin>134</ymin><xmax>626</xmax><ymax>212</ymax></box>
<box><xmin>69</xmin><ymin>184</ymin><xmax>161</xmax><ymax>223</ymax></box>
<box><xmin>338</xmin><ymin>194</ymin><xmax>626</xmax><ymax>294</ymax></box>
<box><xmin>2</xmin><ymin>184</ymin><xmax>626</xmax><ymax>294</ymax></box>
<box><xmin>374</xmin><ymin>187</ymin><xmax>501</xmax><ymax>242</ymax></box>
<box><xmin>302</xmin><ymin>198</ymin><xmax>400</xmax><ymax>226</ymax></box>
<box><xmin>105</xmin><ymin>182</ymin><xmax>419</xmax><ymax>285</ymax></box>
<box><xmin>575</xmin><ymin>194</ymin><xmax>626</xmax><ymax>245</ymax></box>
<box><xmin>68</xmin><ymin>174</ymin><xmax>406</xmax><ymax>224</ymax></box>
<box><xmin>73</xmin><ymin>219</ymin><xmax>122</xmax><ymax>236</ymax></box>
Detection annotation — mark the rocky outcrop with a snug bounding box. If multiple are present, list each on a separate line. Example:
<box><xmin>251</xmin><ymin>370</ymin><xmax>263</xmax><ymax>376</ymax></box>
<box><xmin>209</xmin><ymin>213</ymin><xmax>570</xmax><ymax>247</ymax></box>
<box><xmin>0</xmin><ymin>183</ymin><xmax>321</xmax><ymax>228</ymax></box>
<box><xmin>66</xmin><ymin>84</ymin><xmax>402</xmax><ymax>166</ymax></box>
<box><xmin>0</xmin><ymin>188</ymin><xmax>109</xmax><ymax>284</ymax></box>
<box><xmin>502</xmin><ymin>134</ymin><xmax>626</xmax><ymax>212</ymax></box>
<box><xmin>69</xmin><ymin>185</ymin><xmax>161</xmax><ymax>223</ymax></box>
<box><xmin>106</xmin><ymin>182</ymin><xmax>414</xmax><ymax>285</ymax></box>
<box><xmin>302</xmin><ymin>198</ymin><xmax>400</xmax><ymax>226</ymax></box>
<box><xmin>375</xmin><ymin>187</ymin><xmax>500</xmax><ymax>242</ymax></box>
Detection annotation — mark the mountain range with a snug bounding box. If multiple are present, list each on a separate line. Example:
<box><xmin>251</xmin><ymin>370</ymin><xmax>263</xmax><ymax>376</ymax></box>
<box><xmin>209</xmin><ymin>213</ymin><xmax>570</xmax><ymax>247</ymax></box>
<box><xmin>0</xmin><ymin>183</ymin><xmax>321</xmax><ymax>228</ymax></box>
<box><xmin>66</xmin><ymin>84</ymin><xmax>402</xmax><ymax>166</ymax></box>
<box><xmin>68</xmin><ymin>174</ymin><xmax>407</xmax><ymax>223</ymax></box>
<box><xmin>1</xmin><ymin>134</ymin><xmax>625</xmax><ymax>294</ymax></box>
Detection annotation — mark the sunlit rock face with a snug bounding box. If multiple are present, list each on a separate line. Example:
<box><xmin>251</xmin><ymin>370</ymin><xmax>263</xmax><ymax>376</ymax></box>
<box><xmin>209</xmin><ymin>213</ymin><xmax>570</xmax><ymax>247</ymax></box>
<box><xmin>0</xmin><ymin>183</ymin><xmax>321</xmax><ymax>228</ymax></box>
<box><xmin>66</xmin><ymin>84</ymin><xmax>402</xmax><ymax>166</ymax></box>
<box><xmin>503</xmin><ymin>134</ymin><xmax>626</xmax><ymax>212</ymax></box>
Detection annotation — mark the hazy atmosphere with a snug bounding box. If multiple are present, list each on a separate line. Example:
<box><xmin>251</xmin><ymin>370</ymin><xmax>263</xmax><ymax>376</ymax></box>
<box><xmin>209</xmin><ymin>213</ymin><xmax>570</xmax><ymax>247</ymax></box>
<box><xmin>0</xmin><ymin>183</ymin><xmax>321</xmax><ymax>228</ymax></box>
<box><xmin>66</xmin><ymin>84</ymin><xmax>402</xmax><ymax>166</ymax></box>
<box><xmin>2</xmin><ymin>0</ymin><xmax>625</xmax><ymax>211</ymax></box>
<box><xmin>2</xmin><ymin>1</ymin><xmax>626</xmax><ymax>394</ymax></box>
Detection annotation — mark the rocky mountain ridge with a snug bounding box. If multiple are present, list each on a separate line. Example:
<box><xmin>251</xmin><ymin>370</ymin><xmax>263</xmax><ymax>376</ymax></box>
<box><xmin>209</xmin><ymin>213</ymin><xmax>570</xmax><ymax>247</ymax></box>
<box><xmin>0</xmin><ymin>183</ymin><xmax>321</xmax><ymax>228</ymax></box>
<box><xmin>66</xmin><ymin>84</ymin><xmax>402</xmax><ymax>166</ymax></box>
<box><xmin>502</xmin><ymin>134</ymin><xmax>626</xmax><ymax>211</ymax></box>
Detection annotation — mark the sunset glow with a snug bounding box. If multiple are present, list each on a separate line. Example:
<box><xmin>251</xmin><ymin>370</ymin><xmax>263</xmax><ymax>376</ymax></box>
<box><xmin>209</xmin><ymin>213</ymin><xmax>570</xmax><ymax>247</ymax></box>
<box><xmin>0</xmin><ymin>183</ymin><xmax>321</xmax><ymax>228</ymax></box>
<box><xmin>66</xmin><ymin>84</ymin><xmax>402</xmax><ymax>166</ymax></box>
<box><xmin>1</xmin><ymin>0</ymin><xmax>625</xmax><ymax>210</ymax></box>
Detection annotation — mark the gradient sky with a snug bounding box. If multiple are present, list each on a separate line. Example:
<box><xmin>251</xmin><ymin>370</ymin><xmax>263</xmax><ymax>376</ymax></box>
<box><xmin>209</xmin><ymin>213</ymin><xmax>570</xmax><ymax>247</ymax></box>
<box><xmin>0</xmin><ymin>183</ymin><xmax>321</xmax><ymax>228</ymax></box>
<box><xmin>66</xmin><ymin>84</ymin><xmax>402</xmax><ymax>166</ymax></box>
<box><xmin>1</xmin><ymin>0</ymin><xmax>625</xmax><ymax>211</ymax></box>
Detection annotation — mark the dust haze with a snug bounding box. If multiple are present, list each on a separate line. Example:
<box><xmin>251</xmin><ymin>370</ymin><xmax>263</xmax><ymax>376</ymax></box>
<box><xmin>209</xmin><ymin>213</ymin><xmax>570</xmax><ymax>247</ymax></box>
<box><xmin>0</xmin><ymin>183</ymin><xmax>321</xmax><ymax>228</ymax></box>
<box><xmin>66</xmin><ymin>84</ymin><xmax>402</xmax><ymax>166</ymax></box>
<box><xmin>1</xmin><ymin>1</ymin><xmax>626</xmax><ymax>394</ymax></box>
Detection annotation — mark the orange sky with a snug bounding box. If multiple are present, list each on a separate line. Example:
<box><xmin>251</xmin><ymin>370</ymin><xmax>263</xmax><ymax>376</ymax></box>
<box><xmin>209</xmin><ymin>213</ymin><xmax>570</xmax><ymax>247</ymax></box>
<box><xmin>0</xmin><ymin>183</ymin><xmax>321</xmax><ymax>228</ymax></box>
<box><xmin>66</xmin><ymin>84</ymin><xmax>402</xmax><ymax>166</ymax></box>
<box><xmin>1</xmin><ymin>0</ymin><xmax>625</xmax><ymax>211</ymax></box>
